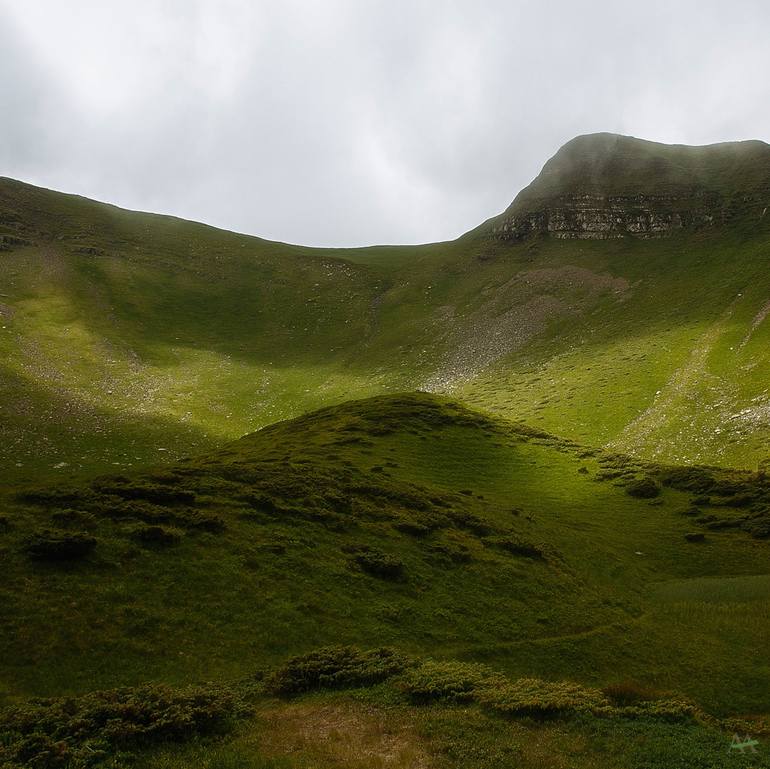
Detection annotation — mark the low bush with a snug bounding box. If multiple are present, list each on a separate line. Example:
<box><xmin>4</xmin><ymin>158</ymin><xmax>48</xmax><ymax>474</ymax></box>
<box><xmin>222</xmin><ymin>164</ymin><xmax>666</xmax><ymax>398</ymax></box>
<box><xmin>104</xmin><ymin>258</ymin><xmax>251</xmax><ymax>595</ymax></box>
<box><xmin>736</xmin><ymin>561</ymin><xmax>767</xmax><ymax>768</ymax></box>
<box><xmin>0</xmin><ymin>682</ymin><xmax>248</xmax><ymax>768</ymax></box>
<box><xmin>184</xmin><ymin>512</ymin><xmax>227</xmax><ymax>533</ymax></box>
<box><xmin>712</xmin><ymin>493</ymin><xmax>754</xmax><ymax>508</ymax></box>
<box><xmin>398</xmin><ymin>660</ymin><xmax>505</xmax><ymax>704</ymax></box>
<box><xmin>23</xmin><ymin>530</ymin><xmax>97</xmax><ymax>562</ymax></box>
<box><xmin>484</xmin><ymin>535</ymin><xmax>545</xmax><ymax>560</ymax></box>
<box><xmin>265</xmin><ymin>646</ymin><xmax>409</xmax><ymax>695</ymax></box>
<box><xmin>49</xmin><ymin>509</ymin><xmax>96</xmax><ymax>529</ymax></box>
<box><xmin>16</xmin><ymin>487</ymin><xmax>90</xmax><ymax>507</ymax></box>
<box><xmin>612</xmin><ymin>698</ymin><xmax>699</xmax><ymax>722</ymax></box>
<box><xmin>743</xmin><ymin>519</ymin><xmax>770</xmax><ymax>539</ymax></box>
<box><xmin>602</xmin><ymin>681</ymin><xmax>661</xmax><ymax>706</ymax></box>
<box><xmin>447</xmin><ymin>510</ymin><xmax>493</xmax><ymax>536</ymax></box>
<box><xmin>426</xmin><ymin>539</ymin><xmax>472</xmax><ymax>565</ymax></box>
<box><xmin>351</xmin><ymin>548</ymin><xmax>405</xmax><ymax>580</ymax></box>
<box><xmin>93</xmin><ymin>481</ymin><xmax>196</xmax><ymax>506</ymax></box>
<box><xmin>625</xmin><ymin>477</ymin><xmax>661</xmax><ymax>499</ymax></box>
<box><xmin>129</xmin><ymin>524</ymin><xmax>182</xmax><ymax>547</ymax></box>
<box><xmin>658</xmin><ymin>467</ymin><xmax>715</xmax><ymax>493</ymax></box>
<box><xmin>393</xmin><ymin>518</ymin><xmax>433</xmax><ymax>537</ymax></box>
<box><xmin>479</xmin><ymin>677</ymin><xmax>609</xmax><ymax>719</ymax></box>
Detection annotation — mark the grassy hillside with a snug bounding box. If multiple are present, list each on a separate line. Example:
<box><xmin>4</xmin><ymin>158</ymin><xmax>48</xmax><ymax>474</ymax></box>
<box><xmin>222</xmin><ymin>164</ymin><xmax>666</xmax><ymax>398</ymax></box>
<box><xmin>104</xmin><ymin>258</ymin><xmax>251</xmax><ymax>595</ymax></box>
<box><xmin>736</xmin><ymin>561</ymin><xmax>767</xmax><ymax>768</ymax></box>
<box><xmin>2</xmin><ymin>134</ymin><xmax>770</xmax><ymax>483</ymax></box>
<box><xmin>1</xmin><ymin>393</ymin><xmax>769</xmax><ymax>766</ymax></box>
<box><xmin>2</xmin><ymin>133</ymin><xmax>770</xmax><ymax>765</ymax></box>
<box><xmin>3</xmin><ymin>393</ymin><xmax>769</xmax><ymax>709</ymax></box>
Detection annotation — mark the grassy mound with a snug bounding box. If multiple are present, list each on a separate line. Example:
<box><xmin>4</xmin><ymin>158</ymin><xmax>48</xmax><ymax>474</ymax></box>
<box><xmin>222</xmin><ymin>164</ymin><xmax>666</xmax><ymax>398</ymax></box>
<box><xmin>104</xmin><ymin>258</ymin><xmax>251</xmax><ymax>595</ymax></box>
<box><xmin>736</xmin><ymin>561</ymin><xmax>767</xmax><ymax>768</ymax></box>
<box><xmin>0</xmin><ymin>393</ymin><xmax>767</xmax><ymax>719</ymax></box>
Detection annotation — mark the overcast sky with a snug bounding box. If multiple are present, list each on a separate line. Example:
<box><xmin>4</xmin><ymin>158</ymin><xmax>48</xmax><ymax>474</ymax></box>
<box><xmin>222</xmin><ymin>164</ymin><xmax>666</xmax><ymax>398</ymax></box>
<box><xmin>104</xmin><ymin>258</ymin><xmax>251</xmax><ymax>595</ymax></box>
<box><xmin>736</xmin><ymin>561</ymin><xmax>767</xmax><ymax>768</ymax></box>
<box><xmin>2</xmin><ymin>1</ymin><xmax>769</xmax><ymax>247</ymax></box>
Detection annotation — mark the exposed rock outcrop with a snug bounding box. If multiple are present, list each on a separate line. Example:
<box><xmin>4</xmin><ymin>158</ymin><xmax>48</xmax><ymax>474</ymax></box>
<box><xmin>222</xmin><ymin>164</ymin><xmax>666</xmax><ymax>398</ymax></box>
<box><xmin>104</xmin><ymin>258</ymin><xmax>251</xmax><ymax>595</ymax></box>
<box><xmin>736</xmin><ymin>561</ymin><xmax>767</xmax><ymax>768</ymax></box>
<box><xmin>481</xmin><ymin>133</ymin><xmax>770</xmax><ymax>241</ymax></box>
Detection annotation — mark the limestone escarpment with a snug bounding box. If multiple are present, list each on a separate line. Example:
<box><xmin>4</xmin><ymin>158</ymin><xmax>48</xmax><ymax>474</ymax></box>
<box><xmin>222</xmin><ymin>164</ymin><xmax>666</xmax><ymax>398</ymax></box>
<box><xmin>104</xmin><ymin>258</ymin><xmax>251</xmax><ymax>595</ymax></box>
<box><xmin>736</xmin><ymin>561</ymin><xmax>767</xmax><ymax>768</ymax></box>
<box><xmin>483</xmin><ymin>133</ymin><xmax>770</xmax><ymax>241</ymax></box>
<box><xmin>491</xmin><ymin>191</ymin><xmax>733</xmax><ymax>240</ymax></box>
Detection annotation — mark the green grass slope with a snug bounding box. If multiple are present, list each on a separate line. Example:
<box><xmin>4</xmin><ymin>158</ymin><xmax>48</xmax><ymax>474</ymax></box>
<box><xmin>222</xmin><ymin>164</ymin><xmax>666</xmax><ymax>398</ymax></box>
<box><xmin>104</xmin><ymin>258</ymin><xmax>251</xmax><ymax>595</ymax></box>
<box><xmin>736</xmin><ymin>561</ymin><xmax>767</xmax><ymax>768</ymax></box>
<box><xmin>2</xmin><ymin>394</ymin><xmax>769</xmax><ymax>714</ymax></box>
<box><xmin>2</xmin><ymin>133</ymin><xmax>770</xmax><ymax>481</ymax></box>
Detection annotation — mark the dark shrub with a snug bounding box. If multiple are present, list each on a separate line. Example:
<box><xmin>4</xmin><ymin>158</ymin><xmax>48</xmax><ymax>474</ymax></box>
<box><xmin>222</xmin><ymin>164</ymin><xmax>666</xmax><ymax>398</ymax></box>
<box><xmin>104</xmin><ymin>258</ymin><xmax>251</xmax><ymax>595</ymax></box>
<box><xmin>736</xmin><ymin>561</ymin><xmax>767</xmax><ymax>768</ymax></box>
<box><xmin>50</xmin><ymin>509</ymin><xmax>96</xmax><ymax>529</ymax></box>
<box><xmin>658</xmin><ymin>467</ymin><xmax>715</xmax><ymax>493</ymax></box>
<box><xmin>713</xmin><ymin>493</ymin><xmax>753</xmax><ymax>508</ymax></box>
<box><xmin>398</xmin><ymin>660</ymin><xmax>504</xmax><ymax>703</ymax></box>
<box><xmin>602</xmin><ymin>681</ymin><xmax>660</xmax><ymax>705</ymax></box>
<box><xmin>351</xmin><ymin>548</ymin><xmax>405</xmax><ymax>580</ymax></box>
<box><xmin>709</xmin><ymin>479</ymin><xmax>749</xmax><ymax>497</ymax></box>
<box><xmin>625</xmin><ymin>477</ymin><xmax>661</xmax><ymax>499</ymax></box>
<box><xmin>448</xmin><ymin>510</ymin><xmax>493</xmax><ymax>536</ymax></box>
<box><xmin>479</xmin><ymin>678</ymin><xmax>609</xmax><ymax>719</ymax></box>
<box><xmin>393</xmin><ymin>519</ymin><xmax>432</xmax><ymax>537</ymax></box>
<box><xmin>743</xmin><ymin>519</ymin><xmax>770</xmax><ymax>539</ymax></box>
<box><xmin>684</xmin><ymin>532</ymin><xmax>705</xmax><ymax>542</ymax></box>
<box><xmin>16</xmin><ymin>487</ymin><xmax>89</xmax><ymax>507</ymax></box>
<box><xmin>485</xmin><ymin>536</ymin><xmax>545</xmax><ymax>560</ymax></box>
<box><xmin>265</xmin><ymin>646</ymin><xmax>409</xmax><ymax>695</ymax></box>
<box><xmin>0</xmin><ymin>682</ymin><xmax>246</xmax><ymax>768</ymax></box>
<box><xmin>185</xmin><ymin>513</ymin><xmax>226</xmax><ymax>533</ymax></box>
<box><xmin>93</xmin><ymin>481</ymin><xmax>195</xmax><ymax>506</ymax></box>
<box><xmin>428</xmin><ymin>540</ymin><xmax>472</xmax><ymax>565</ymax></box>
<box><xmin>23</xmin><ymin>530</ymin><xmax>96</xmax><ymax>561</ymax></box>
<box><xmin>130</xmin><ymin>524</ymin><xmax>182</xmax><ymax>547</ymax></box>
<box><xmin>704</xmin><ymin>519</ymin><xmax>740</xmax><ymax>530</ymax></box>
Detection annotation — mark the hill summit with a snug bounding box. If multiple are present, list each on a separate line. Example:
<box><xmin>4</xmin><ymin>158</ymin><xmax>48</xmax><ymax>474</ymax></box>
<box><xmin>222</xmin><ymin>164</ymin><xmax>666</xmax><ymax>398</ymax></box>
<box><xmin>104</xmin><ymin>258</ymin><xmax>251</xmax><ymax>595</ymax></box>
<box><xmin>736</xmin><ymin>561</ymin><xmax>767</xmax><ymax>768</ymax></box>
<box><xmin>483</xmin><ymin>132</ymin><xmax>770</xmax><ymax>240</ymax></box>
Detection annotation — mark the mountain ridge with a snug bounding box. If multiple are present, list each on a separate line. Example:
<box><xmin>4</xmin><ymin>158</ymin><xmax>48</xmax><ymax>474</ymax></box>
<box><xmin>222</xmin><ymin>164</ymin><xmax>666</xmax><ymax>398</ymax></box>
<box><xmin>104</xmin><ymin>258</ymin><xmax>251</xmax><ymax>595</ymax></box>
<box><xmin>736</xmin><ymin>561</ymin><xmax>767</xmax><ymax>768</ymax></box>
<box><xmin>481</xmin><ymin>132</ymin><xmax>770</xmax><ymax>240</ymax></box>
<box><xmin>4</xmin><ymin>133</ymin><xmax>770</xmax><ymax>250</ymax></box>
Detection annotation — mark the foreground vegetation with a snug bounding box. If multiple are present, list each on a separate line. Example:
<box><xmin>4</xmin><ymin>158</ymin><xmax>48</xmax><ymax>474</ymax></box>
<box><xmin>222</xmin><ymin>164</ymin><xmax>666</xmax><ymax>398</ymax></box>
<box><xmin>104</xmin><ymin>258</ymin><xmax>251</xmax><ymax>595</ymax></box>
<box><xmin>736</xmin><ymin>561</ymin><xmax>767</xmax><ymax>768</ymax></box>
<box><xmin>3</xmin><ymin>645</ymin><xmax>768</xmax><ymax>768</ymax></box>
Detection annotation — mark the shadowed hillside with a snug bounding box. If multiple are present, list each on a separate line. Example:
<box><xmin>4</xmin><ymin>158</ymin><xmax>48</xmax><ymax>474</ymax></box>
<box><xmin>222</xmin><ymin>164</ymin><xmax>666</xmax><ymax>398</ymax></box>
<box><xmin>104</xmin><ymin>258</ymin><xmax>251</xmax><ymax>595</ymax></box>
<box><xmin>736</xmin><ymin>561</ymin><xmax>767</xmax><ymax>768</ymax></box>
<box><xmin>2</xmin><ymin>134</ymin><xmax>770</xmax><ymax>482</ymax></box>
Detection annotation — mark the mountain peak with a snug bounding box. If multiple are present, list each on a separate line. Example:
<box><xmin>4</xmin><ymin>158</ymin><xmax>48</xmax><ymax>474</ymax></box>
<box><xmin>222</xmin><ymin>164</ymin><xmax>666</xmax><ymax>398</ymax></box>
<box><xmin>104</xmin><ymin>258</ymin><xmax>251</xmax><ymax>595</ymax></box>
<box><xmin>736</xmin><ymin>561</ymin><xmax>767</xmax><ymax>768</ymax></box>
<box><xmin>484</xmin><ymin>133</ymin><xmax>770</xmax><ymax>240</ymax></box>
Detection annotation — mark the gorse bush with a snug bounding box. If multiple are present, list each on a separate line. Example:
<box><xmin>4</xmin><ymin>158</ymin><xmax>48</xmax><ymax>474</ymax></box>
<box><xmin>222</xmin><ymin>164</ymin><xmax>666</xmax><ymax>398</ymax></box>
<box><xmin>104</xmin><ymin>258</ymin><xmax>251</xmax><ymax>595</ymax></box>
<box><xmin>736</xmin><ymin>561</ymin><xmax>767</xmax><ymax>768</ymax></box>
<box><xmin>265</xmin><ymin>646</ymin><xmax>410</xmax><ymax>695</ymax></box>
<box><xmin>0</xmin><ymin>646</ymin><xmax>708</xmax><ymax>767</ymax></box>
<box><xmin>625</xmin><ymin>477</ymin><xmax>661</xmax><ymax>499</ymax></box>
<box><xmin>602</xmin><ymin>681</ymin><xmax>661</xmax><ymax>705</ymax></box>
<box><xmin>397</xmin><ymin>660</ymin><xmax>505</xmax><ymax>703</ymax></box>
<box><xmin>49</xmin><ymin>509</ymin><xmax>96</xmax><ymax>529</ymax></box>
<box><xmin>610</xmin><ymin>698</ymin><xmax>700</xmax><ymax>723</ymax></box>
<box><xmin>484</xmin><ymin>535</ymin><xmax>545</xmax><ymax>560</ymax></box>
<box><xmin>657</xmin><ymin>466</ymin><xmax>716</xmax><ymax>493</ymax></box>
<box><xmin>92</xmin><ymin>480</ymin><xmax>196</xmax><ymax>506</ymax></box>
<box><xmin>23</xmin><ymin>530</ymin><xmax>97</xmax><ymax>562</ymax></box>
<box><xmin>350</xmin><ymin>548</ymin><xmax>406</xmax><ymax>580</ymax></box>
<box><xmin>0</xmin><ymin>682</ymin><xmax>248</xmax><ymax>768</ymax></box>
<box><xmin>129</xmin><ymin>524</ymin><xmax>182</xmax><ymax>547</ymax></box>
<box><xmin>478</xmin><ymin>677</ymin><xmax>610</xmax><ymax>718</ymax></box>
